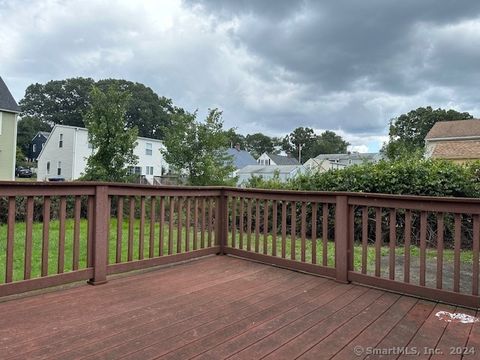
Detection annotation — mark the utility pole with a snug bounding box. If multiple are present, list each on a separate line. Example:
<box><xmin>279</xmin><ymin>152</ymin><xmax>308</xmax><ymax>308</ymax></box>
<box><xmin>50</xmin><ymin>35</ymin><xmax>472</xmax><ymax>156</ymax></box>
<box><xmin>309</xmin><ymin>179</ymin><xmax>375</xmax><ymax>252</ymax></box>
<box><xmin>298</xmin><ymin>143</ymin><xmax>302</xmax><ymax>164</ymax></box>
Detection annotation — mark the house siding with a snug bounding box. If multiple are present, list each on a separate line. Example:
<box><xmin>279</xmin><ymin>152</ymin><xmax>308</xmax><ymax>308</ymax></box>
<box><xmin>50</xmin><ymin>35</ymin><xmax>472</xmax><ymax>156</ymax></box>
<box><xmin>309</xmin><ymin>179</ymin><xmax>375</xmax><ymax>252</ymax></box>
<box><xmin>37</xmin><ymin>127</ymin><xmax>75</xmax><ymax>181</ymax></box>
<box><xmin>0</xmin><ymin>111</ymin><xmax>18</xmax><ymax>180</ymax></box>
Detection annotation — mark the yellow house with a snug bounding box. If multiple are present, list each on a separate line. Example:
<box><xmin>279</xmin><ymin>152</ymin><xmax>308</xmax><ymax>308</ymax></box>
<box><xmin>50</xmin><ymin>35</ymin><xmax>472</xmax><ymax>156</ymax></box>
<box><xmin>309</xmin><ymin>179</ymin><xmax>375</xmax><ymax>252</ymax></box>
<box><xmin>425</xmin><ymin>120</ymin><xmax>480</xmax><ymax>164</ymax></box>
<box><xmin>0</xmin><ymin>77</ymin><xmax>20</xmax><ymax>180</ymax></box>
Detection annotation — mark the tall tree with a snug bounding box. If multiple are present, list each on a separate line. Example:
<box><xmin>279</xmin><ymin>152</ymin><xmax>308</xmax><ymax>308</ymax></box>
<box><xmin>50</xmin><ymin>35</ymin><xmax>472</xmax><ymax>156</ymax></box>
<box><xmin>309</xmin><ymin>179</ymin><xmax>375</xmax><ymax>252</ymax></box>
<box><xmin>20</xmin><ymin>77</ymin><xmax>178</xmax><ymax>139</ymax></box>
<box><xmin>16</xmin><ymin>116</ymin><xmax>52</xmax><ymax>155</ymax></box>
<box><xmin>383</xmin><ymin>106</ymin><xmax>473</xmax><ymax>159</ymax></box>
<box><xmin>225</xmin><ymin>128</ymin><xmax>247</xmax><ymax>149</ymax></box>
<box><xmin>82</xmin><ymin>86</ymin><xmax>138</xmax><ymax>182</ymax></box>
<box><xmin>282</xmin><ymin>127</ymin><xmax>317</xmax><ymax>163</ymax></box>
<box><xmin>313</xmin><ymin>130</ymin><xmax>349</xmax><ymax>155</ymax></box>
<box><xmin>162</xmin><ymin>109</ymin><xmax>236</xmax><ymax>186</ymax></box>
<box><xmin>245</xmin><ymin>133</ymin><xmax>276</xmax><ymax>159</ymax></box>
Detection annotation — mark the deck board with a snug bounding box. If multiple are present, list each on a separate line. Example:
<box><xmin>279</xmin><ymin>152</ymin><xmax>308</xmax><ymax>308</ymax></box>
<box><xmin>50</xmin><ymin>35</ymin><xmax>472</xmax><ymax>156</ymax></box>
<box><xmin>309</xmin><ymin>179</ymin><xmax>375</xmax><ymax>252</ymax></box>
<box><xmin>0</xmin><ymin>255</ymin><xmax>477</xmax><ymax>360</ymax></box>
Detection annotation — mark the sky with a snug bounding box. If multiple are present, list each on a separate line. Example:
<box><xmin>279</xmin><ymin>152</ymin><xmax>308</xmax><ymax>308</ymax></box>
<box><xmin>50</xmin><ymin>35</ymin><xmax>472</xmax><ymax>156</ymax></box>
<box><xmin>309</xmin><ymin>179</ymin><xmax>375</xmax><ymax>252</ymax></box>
<box><xmin>2</xmin><ymin>0</ymin><xmax>480</xmax><ymax>152</ymax></box>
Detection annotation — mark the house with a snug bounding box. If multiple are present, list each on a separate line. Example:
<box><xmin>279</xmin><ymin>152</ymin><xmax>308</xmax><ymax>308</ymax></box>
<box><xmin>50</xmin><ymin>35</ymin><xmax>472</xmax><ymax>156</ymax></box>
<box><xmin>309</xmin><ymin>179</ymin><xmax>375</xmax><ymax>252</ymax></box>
<box><xmin>0</xmin><ymin>77</ymin><xmax>21</xmax><ymax>180</ymax></box>
<box><xmin>304</xmin><ymin>152</ymin><xmax>381</xmax><ymax>173</ymax></box>
<box><xmin>425</xmin><ymin>120</ymin><xmax>480</xmax><ymax>163</ymax></box>
<box><xmin>236</xmin><ymin>164</ymin><xmax>305</xmax><ymax>186</ymax></box>
<box><xmin>257</xmin><ymin>152</ymin><xmax>300</xmax><ymax>166</ymax></box>
<box><xmin>226</xmin><ymin>145</ymin><xmax>257</xmax><ymax>177</ymax></box>
<box><xmin>37</xmin><ymin>125</ymin><xmax>169</xmax><ymax>182</ymax></box>
<box><xmin>28</xmin><ymin>131</ymin><xmax>50</xmax><ymax>161</ymax></box>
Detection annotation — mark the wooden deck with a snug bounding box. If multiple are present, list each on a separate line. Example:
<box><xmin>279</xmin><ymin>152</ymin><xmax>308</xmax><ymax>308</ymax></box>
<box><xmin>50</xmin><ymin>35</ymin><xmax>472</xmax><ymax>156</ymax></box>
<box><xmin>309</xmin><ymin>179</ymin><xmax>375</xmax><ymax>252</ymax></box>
<box><xmin>0</xmin><ymin>256</ymin><xmax>478</xmax><ymax>360</ymax></box>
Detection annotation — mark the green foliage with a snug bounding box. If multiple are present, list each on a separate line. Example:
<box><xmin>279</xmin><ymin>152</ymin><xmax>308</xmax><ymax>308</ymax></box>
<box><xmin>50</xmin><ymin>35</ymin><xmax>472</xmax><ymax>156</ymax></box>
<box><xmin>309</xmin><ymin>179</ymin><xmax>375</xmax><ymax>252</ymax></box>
<box><xmin>15</xmin><ymin>146</ymin><xmax>28</xmax><ymax>167</ymax></box>
<box><xmin>383</xmin><ymin>106</ymin><xmax>473</xmax><ymax>160</ymax></box>
<box><xmin>162</xmin><ymin>109</ymin><xmax>236</xmax><ymax>186</ymax></box>
<box><xmin>19</xmin><ymin>77</ymin><xmax>179</xmax><ymax>139</ymax></box>
<box><xmin>245</xmin><ymin>133</ymin><xmax>278</xmax><ymax>158</ymax></box>
<box><xmin>250</xmin><ymin>158</ymin><xmax>480</xmax><ymax>198</ymax></box>
<box><xmin>282</xmin><ymin>127</ymin><xmax>349</xmax><ymax>163</ymax></box>
<box><xmin>16</xmin><ymin>116</ymin><xmax>52</xmax><ymax>155</ymax></box>
<box><xmin>82</xmin><ymin>86</ymin><xmax>139</xmax><ymax>182</ymax></box>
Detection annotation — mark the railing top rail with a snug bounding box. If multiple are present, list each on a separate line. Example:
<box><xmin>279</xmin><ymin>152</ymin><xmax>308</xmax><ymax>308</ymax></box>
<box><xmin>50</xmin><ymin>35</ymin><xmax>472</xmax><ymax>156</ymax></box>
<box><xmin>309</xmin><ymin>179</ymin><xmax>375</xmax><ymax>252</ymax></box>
<box><xmin>1</xmin><ymin>181</ymin><xmax>480</xmax><ymax>205</ymax></box>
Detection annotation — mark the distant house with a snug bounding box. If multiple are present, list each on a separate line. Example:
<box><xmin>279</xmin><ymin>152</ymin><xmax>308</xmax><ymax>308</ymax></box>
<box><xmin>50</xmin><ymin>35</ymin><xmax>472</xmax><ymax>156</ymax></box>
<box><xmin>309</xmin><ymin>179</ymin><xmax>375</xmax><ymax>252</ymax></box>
<box><xmin>304</xmin><ymin>152</ymin><xmax>381</xmax><ymax>173</ymax></box>
<box><xmin>236</xmin><ymin>164</ymin><xmax>305</xmax><ymax>186</ymax></box>
<box><xmin>226</xmin><ymin>145</ymin><xmax>257</xmax><ymax>177</ymax></box>
<box><xmin>0</xmin><ymin>77</ymin><xmax>21</xmax><ymax>180</ymax></box>
<box><xmin>37</xmin><ymin>125</ymin><xmax>169</xmax><ymax>182</ymax></box>
<box><xmin>28</xmin><ymin>131</ymin><xmax>50</xmax><ymax>162</ymax></box>
<box><xmin>257</xmin><ymin>152</ymin><xmax>300</xmax><ymax>166</ymax></box>
<box><xmin>425</xmin><ymin>120</ymin><xmax>480</xmax><ymax>163</ymax></box>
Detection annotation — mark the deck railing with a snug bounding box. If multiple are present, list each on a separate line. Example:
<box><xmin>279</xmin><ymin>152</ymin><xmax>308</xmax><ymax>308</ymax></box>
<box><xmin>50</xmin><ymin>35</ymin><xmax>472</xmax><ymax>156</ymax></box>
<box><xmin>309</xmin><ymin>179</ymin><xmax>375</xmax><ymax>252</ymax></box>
<box><xmin>0</xmin><ymin>182</ymin><xmax>479</xmax><ymax>308</ymax></box>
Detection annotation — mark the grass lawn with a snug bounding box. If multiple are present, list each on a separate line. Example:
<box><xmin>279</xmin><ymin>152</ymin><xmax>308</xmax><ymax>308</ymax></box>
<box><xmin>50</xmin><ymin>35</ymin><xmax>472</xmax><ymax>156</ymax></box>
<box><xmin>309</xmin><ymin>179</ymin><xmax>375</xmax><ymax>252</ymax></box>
<box><xmin>0</xmin><ymin>219</ymin><xmax>474</xmax><ymax>284</ymax></box>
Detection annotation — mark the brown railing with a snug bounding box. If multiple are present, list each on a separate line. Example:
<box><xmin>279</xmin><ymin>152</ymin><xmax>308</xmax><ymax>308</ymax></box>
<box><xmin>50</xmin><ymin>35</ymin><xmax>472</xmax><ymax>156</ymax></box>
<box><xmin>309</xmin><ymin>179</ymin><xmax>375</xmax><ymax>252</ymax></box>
<box><xmin>0</xmin><ymin>182</ymin><xmax>479</xmax><ymax>308</ymax></box>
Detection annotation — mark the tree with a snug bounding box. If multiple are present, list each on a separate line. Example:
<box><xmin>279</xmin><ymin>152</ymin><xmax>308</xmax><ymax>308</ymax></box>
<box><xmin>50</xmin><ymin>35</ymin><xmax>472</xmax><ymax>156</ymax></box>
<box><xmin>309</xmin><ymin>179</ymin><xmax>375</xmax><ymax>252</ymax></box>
<box><xmin>162</xmin><ymin>109</ymin><xmax>236</xmax><ymax>186</ymax></box>
<box><xmin>282</xmin><ymin>127</ymin><xmax>317</xmax><ymax>163</ymax></box>
<box><xmin>383</xmin><ymin>106</ymin><xmax>473</xmax><ymax>160</ymax></box>
<box><xmin>245</xmin><ymin>133</ymin><xmax>276</xmax><ymax>159</ymax></box>
<box><xmin>20</xmin><ymin>77</ymin><xmax>178</xmax><ymax>139</ymax></box>
<box><xmin>313</xmin><ymin>130</ymin><xmax>349</xmax><ymax>155</ymax></box>
<box><xmin>225</xmin><ymin>128</ymin><xmax>247</xmax><ymax>149</ymax></box>
<box><xmin>16</xmin><ymin>116</ymin><xmax>52</xmax><ymax>155</ymax></box>
<box><xmin>82</xmin><ymin>85</ymin><xmax>139</xmax><ymax>182</ymax></box>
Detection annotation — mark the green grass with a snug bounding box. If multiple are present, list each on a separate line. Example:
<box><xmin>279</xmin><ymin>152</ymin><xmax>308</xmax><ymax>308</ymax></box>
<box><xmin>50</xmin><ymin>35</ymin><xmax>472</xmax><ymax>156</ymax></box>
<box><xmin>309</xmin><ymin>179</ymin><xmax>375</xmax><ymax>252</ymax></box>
<box><xmin>0</xmin><ymin>219</ymin><xmax>474</xmax><ymax>283</ymax></box>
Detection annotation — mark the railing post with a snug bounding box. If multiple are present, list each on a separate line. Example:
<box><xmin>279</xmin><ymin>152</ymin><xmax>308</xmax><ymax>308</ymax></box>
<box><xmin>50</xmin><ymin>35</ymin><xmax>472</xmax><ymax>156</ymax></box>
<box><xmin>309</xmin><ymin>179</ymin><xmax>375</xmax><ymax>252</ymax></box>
<box><xmin>216</xmin><ymin>191</ymin><xmax>228</xmax><ymax>255</ymax></box>
<box><xmin>335</xmin><ymin>195</ymin><xmax>351</xmax><ymax>283</ymax></box>
<box><xmin>88</xmin><ymin>185</ymin><xmax>109</xmax><ymax>285</ymax></box>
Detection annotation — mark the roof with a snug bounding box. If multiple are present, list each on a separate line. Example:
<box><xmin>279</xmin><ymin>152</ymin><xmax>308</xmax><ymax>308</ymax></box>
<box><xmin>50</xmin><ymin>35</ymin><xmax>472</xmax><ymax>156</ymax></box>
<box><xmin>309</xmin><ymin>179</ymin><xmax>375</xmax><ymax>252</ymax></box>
<box><xmin>425</xmin><ymin>120</ymin><xmax>480</xmax><ymax>140</ymax></box>
<box><xmin>431</xmin><ymin>140</ymin><xmax>480</xmax><ymax>160</ymax></box>
<box><xmin>0</xmin><ymin>77</ymin><xmax>20</xmax><ymax>113</ymax></box>
<box><xmin>226</xmin><ymin>148</ymin><xmax>257</xmax><ymax>169</ymax></box>
<box><xmin>33</xmin><ymin>131</ymin><xmax>51</xmax><ymax>141</ymax></box>
<box><xmin>266</xmin><ymin>153</ymin><xmax>300</xmax><ymax>165</ymax></box>
<box><xmin>312</xmin><ymin>153</ymin><xmax>380</xmax><ymax>161</ymax></box>
<box><xmin>238</xmin><ymin>165</ymin><xmax>302</xmax><ymax>175</ymax></box>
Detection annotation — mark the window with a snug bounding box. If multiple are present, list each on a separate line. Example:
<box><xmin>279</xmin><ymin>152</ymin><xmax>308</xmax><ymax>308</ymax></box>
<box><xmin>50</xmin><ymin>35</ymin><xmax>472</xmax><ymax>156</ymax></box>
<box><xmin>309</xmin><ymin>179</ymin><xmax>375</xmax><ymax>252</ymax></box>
<box><xmin>129</xmin><ymin>166</ymin><xmax>142</xmax><ymax>175</ymax></box>
<box><xmin>146</xmin><ymin>166</ymin><xmax>154</xmax><ymax>175</ymax></box>
<box><xmin>57</xmin><ymin>161</ymin><xmax>62</xmax><ymax>176</ymax></box>
<box><xmin>46</xmin><ymin>161</ymin><xmax>50</xmax><ymax>174</ymax></box>
<box><xmin>33</xmin><ymin>144</ymin><xmax>37</xmax><ymax>153</ymax></box>
<box><xmin>146</xmin><ymin>143</ymin><xmax>152</xmax><ymax>155</ymax></box>
<box><xmin>88</xmin><ymin>142</ymin><xmax>93</xmax><ymax>149</ymax></box>
<box><xmin>59</xmin><ymin>134</ymin><xmax>63</xmax><ymax>148</ymax></box>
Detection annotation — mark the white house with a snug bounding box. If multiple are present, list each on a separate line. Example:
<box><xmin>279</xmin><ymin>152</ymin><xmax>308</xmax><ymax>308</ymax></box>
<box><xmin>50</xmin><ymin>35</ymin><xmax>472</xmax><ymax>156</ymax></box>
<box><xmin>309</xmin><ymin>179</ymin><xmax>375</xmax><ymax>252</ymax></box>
<box><xmin>257</xmin><ymin>153</ymin><xmax>300</xmax><ymax>166</ymax></box>
<box><xmin>236</xmin><ymin>165</ymin><xmax>305</xmax><ymax>186</ymax></box>
<box><xmin>304</xmin><ymin>152</ymin><xmax>381</xmax><ymax>173</ymax></box>
<box><xmin>37</xmin><ymin>125</ymin><xmax>169</xmax><ymax>182</ymax></box>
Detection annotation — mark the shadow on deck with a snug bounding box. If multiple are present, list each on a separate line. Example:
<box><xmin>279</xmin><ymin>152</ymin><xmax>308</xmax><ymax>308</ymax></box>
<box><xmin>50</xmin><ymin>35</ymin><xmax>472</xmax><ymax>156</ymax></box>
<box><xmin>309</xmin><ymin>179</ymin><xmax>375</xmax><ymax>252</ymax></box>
<box><xmin>1</xmin><ymin>255</ymin><xmax>478</xmax><ymax>360</ymax></box>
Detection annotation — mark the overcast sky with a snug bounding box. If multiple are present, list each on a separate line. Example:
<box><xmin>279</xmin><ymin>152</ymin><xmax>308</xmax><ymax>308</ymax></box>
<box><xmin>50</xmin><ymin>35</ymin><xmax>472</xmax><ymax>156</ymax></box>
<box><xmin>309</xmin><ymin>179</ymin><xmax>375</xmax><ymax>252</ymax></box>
<box><xmin>2</xmin><ymin>0</ymin><xmax>480</xmax><ymax>152</ymax></box>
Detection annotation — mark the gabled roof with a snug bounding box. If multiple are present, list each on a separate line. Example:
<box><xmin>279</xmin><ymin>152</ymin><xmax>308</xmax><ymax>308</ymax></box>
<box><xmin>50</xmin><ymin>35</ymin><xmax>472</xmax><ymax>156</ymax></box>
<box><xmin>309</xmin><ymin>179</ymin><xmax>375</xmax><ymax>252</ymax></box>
<box><xmin>266</xmin><ymin>153</ymin><xmax>300</xmax><ymax>165</ymax></box>
<box><xmin>425</xmin><ymin>120</ymin><xmax>480</xmax><ymax>140</ymax></box>
<box><xmin>431</xmin><ymin>140</ymin><xmax>480</xmax><ymax>159</ymax></box>
<box><xmin>33</xmin><ymin>131</ymin><xmax>51</xmax><ymax>141</ymax></box>
<box><xmin>226</xmin><ymin>148</ymin><xmax>257</xmax><ymax>169</ymax></box>
<box><xmin>238</xmin><ymin>165</ymin><xmax>302</xmax><ymax>175</ymax></box>
<box><xmin>0</xmin><ymin>77</ymin><xmax>21</xmax><ymax>113</ymax></box>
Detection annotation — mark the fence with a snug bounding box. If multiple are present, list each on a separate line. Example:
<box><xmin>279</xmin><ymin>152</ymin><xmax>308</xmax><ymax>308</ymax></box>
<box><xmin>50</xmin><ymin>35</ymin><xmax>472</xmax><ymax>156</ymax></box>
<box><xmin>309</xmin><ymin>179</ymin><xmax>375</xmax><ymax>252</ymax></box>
<box><xmin>0</xmin><ymin>182</ymin><xmax>479</xmax><ymax>308</ymax></box>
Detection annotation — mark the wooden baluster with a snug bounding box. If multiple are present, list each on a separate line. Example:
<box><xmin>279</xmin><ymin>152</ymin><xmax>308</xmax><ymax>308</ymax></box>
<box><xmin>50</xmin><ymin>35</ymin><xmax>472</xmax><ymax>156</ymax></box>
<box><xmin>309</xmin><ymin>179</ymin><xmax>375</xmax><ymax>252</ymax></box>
<box><xmin>193</xmin><ymin>198</ymin><xmax>198</xmax><ymax>250</ymax></box>
<box><xmin>231</xmin><ymin>196</ymin><xmax>237</xmax><ymax>248</ymax></box>
<box><xmin>263</xmin><ymin>200</ymin><xmax>269</xmax><ymax>255</ymax></box>
<box><xmin>239</xmin><ymin>198</ymin><xmax>244</xmax><ymax>250</ymax></box>
<box><xmin>255</xmin><ymin>199</ymin><xmax>260</xmax><ymax>253</ymax></box>
<box><xmin>177</xmin><ymin>197</ymin><xmax>183</xmax><ymax>253</ymax></box>
<box><xmin>207</xmin><ymin>198</ymin><xmax>213</xmax><ymax>248</ymax></box>
<box><xmin>201</xmin><ymin>198</ymin><xmax>206</xmax><ymax>249</ymax></box>
<box><xmin>281</xmin><ymin>201</ymin><xmax>287</xmax><ymax>258</ymax></box>
<box><xmin>291</xmin><ymin>201</ymin><xmax>296</xmax><ymax>261</ymax></box>
<box><xmin>87</xmin><ymin>196</ymin><xmax>94</xmax><ymax>267</ymax></box>
<box><xmin>185</xmin><ymin>198</ymin><xmax>191</xmax><ymax>252</ymax></box>
<box><xmin>159</xmin><ymin>197</ymin><xmax>165</xmax><ymax>256</ymax></box>
<box><xmin>472</xmin><ymin>214</ymin><xmax>479</xmax><ymax>296</ymax></box>
<box><xmin>168</xmin><ymin>197</ymin><xmax>174</xmax><ymax>255</ymax></box>
<box><xmin>247</xmin><ymin>198</ymin><xmax>252</xmax><ymax>251</ymax></box>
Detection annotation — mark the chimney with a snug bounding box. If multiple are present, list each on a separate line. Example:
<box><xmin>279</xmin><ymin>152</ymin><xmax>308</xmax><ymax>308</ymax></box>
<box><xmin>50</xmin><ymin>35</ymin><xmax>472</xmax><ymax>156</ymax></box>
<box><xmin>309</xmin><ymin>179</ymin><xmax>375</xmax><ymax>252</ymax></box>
<box><xmin>235</xmin><ymin>143</ymin><xmax>241</xmax><ymax>151</ymax></box>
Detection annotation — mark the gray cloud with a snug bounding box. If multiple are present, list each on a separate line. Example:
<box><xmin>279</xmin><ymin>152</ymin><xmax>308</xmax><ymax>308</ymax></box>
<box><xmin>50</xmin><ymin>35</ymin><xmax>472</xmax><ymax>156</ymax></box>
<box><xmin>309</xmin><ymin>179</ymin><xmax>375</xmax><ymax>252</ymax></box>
<box><xmin>2</xmin><ymin>0</ymin><xmax>480</xmax><ymax>151</ymax></box>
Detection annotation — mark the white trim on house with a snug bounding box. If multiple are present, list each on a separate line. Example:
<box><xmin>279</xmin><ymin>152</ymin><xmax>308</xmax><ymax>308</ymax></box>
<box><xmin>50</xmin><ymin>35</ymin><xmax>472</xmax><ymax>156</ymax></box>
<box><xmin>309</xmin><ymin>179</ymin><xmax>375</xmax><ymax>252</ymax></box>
<box><xmin>11</xmin><ymin>113</ymin><xmax>18</xmax><ymax>179</ymax></box>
